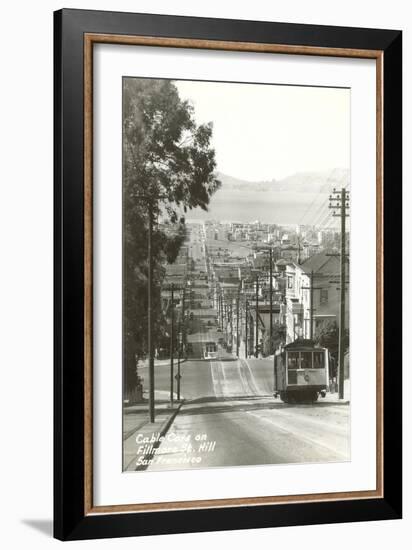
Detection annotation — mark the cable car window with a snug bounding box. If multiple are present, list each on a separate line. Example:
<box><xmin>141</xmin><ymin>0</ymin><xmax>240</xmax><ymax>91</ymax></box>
<box><xmin>301</xmin><ymin>351</ymin><xmax>312</xmax><ymax>369</ymax></box>
<box><xmin>287</xmin><ymin>352</ymin><xmax>299</xmax><ymax>369</ymax></box>
<box><xmin>313</xmin><ymin>351</ymin><xmax>325</xmax><ymax>368</ymax></box>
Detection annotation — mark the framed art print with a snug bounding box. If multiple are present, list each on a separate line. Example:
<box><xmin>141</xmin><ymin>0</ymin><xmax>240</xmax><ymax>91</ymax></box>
<box><xmin>54</xmin><ymin>9</ymin><xmax>402</xmax><ymax>540</ymax></box>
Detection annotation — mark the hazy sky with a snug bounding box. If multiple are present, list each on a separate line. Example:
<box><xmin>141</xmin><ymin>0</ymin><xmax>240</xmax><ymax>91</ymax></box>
<box><xmin>175</xmin><ymin>79</ymin><xmax>350</xmax><ymax>182</ymax></box>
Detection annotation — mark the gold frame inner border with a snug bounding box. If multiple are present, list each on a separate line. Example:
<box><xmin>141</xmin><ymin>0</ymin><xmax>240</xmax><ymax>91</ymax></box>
<box><xmin>83</xmin><ymin>33</ymin><xmax>384</xmax><ymax>515</ymax></box>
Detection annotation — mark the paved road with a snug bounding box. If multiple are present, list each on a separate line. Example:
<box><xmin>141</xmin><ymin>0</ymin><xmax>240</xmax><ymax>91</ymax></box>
<box><xmin>129</xmin><ymin>222</ymin><xmax>350</xmax><ymax>471</ymax></box>
<box><xmin>138</xmin><ymin>357</ymin><xmax>273</xmax><ymax>400</ymax></box>
<box><xmin>146</xmin><ymin>396</ymin><xmax>349</xmax><ymax>471</ymax></box>
<box><xmin>135</xmin><ymin>356</ymin><xmax>349</xmax><ymax>471</ymax></box>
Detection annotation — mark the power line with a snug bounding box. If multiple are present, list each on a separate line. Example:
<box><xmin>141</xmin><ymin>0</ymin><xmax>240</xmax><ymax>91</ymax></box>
<box><xmin>299</xmin><ymin>187</ymin><xmax>326</xmax><ymax>225</ymax></box>
<box><xmin>298</xmin><ymin>173</ymin><xmax>338</xmax><ymax>226</ymax></box>
<box><xmin>308</xmin><ymin>197</ymin><xmax>330</xmax><ymax>226</ymax></box>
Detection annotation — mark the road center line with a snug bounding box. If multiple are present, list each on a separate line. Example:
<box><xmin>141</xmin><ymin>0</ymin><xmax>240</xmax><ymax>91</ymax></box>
<box><xmin>242</xmin><ymin>359</ymin><xmax>261</xmax><ymax>395</ymax></box>
<box><xmin>211</xmin><ymin>361</ymin><xmax>223</xmax><ymax>398</ymax></box>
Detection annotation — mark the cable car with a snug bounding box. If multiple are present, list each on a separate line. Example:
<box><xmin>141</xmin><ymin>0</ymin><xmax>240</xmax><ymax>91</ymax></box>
<box><xmin>274</xmin><ymin>339</ymin><xmax>329</xmax><ymax>403</ymax></box>
<box><xmin>203</xmin><ymin>341</ymin><xmax>218</xmax><ymax>360</ymax></box>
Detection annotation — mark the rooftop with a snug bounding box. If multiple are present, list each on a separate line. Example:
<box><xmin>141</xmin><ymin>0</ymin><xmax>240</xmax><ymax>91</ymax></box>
<box><xmin>299</xmin><ymin>251</ymin><xmax>341</xmax><ymax>276</ymax></box>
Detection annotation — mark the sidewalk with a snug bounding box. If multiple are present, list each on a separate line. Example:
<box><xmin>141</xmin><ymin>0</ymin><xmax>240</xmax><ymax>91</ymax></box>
<box><xmin>138</xmin><ymin>358</ymin><xmax>187</xmax><ymax>369</ymax></box>
<box><xmin>321</xmin><ymin>379</ymin><xmax>351</xmax><ymax>404</ymax></box>
<box><xmin>123</xmin><ymin>391</ymin><xmax>183</xmax><ymax>471</ymax></box>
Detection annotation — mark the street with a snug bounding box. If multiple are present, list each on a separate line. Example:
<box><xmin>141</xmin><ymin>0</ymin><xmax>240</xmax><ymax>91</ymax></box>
<box><xmin>134</xmin><ymin>356</ymin><xmax>349</xmax><ymax>471</ymax></box>
<box><xmin>126</xmin><ymin>222</ymin><xmax>350</xmax><ymax>472</ymax></box>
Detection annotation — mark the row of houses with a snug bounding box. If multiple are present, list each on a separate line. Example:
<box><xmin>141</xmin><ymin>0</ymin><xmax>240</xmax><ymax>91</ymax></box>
<box><xmin>216</xmin><ymin>251</ymin><xmax>348</xmax><ymax>357</ymax></box>
<box><xmin>283</xmin><ymin>252</ymin><xmax>349</xmax><ymax>342</ymax></box>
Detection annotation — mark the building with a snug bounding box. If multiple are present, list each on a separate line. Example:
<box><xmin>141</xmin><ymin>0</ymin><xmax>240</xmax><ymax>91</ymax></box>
<box><xmin>284</xmin><ymin>251</ymin><xmax>349</xmax><ymax>343</ymax></box>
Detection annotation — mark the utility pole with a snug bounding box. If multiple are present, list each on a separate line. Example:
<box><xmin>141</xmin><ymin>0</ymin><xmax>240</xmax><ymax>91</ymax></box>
<box><xmin>147</xmin><ymin>206</ymin><xmax>155</xmax><ymax>423</ymax></box>
<box><xmin>255</xmin><ymin>275</ymin><xmax>259</xmax><ymax>358</ymax></box>
<box><xmin>169</xmin><ymin>283</ymin><xmax>175</xmax><ymax>407</ymax></box>
<box><xmin>245</xmin><ymin>298</ymin><xmax>249</xmax><ymax>358</ymax></box>
<box><xmin>236</xmin><ymin>285</ymin><xmax>240</xmax><ymax>357</ymax></box>
<box><xmin>297</xmin><ymin>237</ymin><xmax>301</xmax><ymax>265</ymax></box>
<box><xmin>141</xmin><ymin>191</ymin><xmax>169</xmax><ymax>423</ymax></box>
<box><xmin>309</xmin><ymin>269</ymin><xmax>314</xmax><ymax>340</ymax></box>
<box><xmin>330</xmin><ymin>188</ymin><xmax>349</xmax><ymax>399</ymax></box>
<box><xmin>176</xmin><ymin>285</ymin><xmax>185</xmax><ymax>401</ymax></box>
<box><xmin>269</xmin><ymin>247</ymin><xmax>273</xmax><ymax>355</ymax></box>
<box><xmin>176</xmin><ymin>318</ymin><xmax>182</xmax><ymax>400</ymax></box>
<box><xmin>310</xmin><ymin>270</ymin><xmax>314</xmax><ymax>340</ymax></box>
<box><xmin>229</xmin><ymin>301</ymin><xmax>233</xmax><ymax>350</ymax></box>
<box><xmin>302</xmin><ymin>270</ymin><xmax>322</xmax><ymax>340</ymax></box>
<box><xmin>250</xmin><ymin>305</ymin><xmax>254</xmax><ymax>359</ymax></box>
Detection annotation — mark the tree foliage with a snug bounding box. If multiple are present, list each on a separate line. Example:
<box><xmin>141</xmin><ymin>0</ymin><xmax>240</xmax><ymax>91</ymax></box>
<box><xmin>123</xmin><ymin>79</ymin><xmax>220</xmax><ymax>392</ymax></box>
<box><xmin>314</xmin><ymin>320</ymin><xmax>349</xmax><ymax>377</ymax></box>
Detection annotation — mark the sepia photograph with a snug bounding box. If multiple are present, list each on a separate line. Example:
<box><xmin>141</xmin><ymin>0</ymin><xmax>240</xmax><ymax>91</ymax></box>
<box><xmin>122</xmin><ymin>76</ymin><xmax>351</xmax><ymax>473</ymax></box>
<box><xmin>51</xmin><ymin>7</ymin><xmax>401</xmax><ymax>541</ymax></box>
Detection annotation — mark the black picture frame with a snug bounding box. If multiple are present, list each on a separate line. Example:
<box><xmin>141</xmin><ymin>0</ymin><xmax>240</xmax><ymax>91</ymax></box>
<box><xmin>54</xmin><ymin>8</ymin><xmax>402</xmax><ymax>541</ymax></box>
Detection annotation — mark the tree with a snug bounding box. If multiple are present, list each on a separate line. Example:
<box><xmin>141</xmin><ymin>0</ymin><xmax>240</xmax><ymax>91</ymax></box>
<box><xmin>123</xmin><ymin>79</ymin><xmax>220</xmax><ymax>392</ymax></box>
<box><xmin>314</xmin><ymin>320</ymin><xmax>349</xmax><ymax>378</ymax></box>
<box><xmin>262</xmin><ymin>321</ymin><xmax>286</xmax><ymax>356</ymax></box>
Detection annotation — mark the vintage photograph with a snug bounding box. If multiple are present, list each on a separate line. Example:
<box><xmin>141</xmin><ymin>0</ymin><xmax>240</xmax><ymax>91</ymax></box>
<box><xmin>122</xmin><ymin>77</ymin><xmax>350</xmax><ymax>472</ymax></box>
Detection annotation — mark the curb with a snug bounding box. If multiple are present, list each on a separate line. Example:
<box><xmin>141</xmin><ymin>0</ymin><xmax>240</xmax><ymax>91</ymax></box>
<box><xmin>123</xmin><ymin>418</ymin><xmax>150</xmax><ymax>442</ymax></box>
<box><xmin>318</xmin><ymin>400</ymin><xmax>350</xmax><ymax>406</ymax></box>
<box><xmin>134</xmin><ymin>401</ymin><xmax>185</xmax><ymax>472</ymax></box>
<box><xmin>140</xmin><ymin>358</ymin><xmax>188</xmax><ymax>368</ymax></box>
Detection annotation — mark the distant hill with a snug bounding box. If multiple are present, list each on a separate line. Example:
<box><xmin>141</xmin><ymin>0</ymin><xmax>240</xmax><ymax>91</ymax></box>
<box><xmin>216</xmin><ymin>168</ymin><xmax>350</xmax><ymax>194</ymax></box>
<box><xmin>187</xmin><ymin>168</ymin><xmax>349</xmax><ymax>225</ymax></box>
